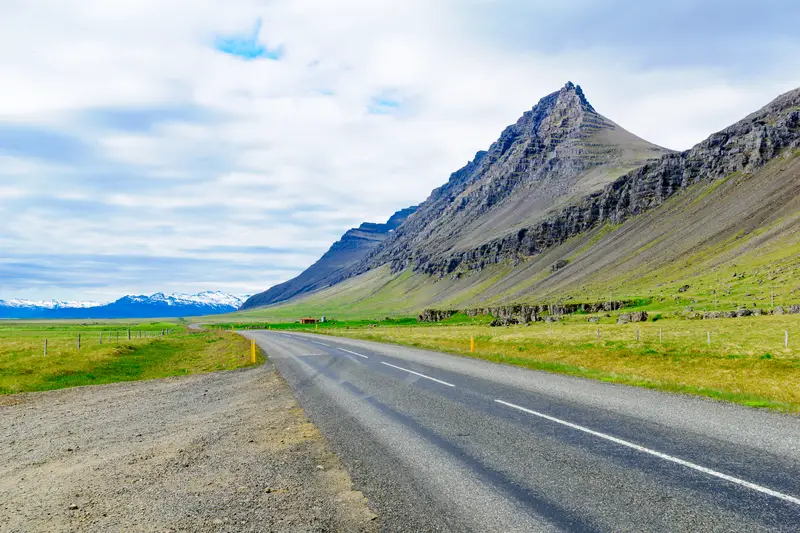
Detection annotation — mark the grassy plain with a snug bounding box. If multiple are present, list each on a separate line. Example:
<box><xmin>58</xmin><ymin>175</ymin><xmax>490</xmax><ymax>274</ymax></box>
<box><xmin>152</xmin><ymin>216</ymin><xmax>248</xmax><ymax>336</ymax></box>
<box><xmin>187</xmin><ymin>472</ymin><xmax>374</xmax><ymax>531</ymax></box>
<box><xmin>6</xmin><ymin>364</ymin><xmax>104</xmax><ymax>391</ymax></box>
<box><xmin>0</xmin><ymin>321</ymin><xmax>263</xmax><ymax>395</ymax></box>
<box><xmin>215</xmin><ymin>313</ymin><xmax>800</xmax><ymax>412</ymax></box>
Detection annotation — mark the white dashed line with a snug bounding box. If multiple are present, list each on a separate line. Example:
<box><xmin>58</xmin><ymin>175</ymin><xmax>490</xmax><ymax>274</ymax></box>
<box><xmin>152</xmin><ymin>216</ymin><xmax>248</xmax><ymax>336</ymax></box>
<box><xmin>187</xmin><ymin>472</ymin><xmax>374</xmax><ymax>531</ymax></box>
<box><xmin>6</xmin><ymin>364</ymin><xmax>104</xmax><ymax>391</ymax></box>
<box><xmin>338</xmin><ymin>348</ymin><xmax>369</xmax><ymax>359</ymax></box>
<box><xmin>310</xmin><ymin>340</ymin><xmax>330</xmax><ymax>347</ymax></box>
<box><xmin>494</xmin><ymin>399</ymin><xmax>800</xmax><ymax>506</ymax></box>
<box><xmin>380</xmin><ymin>362</ymin><xmax>455</xmax><ymax>387</ymax></box>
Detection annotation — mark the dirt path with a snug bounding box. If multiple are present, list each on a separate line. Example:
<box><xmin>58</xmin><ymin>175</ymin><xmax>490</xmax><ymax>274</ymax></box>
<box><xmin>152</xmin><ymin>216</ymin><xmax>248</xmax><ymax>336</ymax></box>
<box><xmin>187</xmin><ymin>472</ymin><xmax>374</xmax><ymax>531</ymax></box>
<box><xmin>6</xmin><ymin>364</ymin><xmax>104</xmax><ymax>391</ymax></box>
<box><xmin>0</xmin><ymin>363</ymin><xmax>379</xmax><ymax>532</ymax></box>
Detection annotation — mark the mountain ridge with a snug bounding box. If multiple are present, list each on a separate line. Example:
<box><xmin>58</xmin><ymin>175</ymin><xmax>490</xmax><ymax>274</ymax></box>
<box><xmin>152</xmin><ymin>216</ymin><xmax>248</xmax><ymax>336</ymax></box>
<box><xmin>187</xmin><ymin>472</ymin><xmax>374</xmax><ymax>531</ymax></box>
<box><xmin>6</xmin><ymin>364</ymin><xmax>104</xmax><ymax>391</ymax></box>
<box><xmin>240</xmin><ymin>206</ymin><xmax>417</xmax><ymax>310</ymax></box>
<box><xmin>0</xmin><ymin>291</ymin><xmax>245</xmax><ymax>319</ymax></box>
<box><xmin>235</xmin><ymin>83</ymin><xmax>800</xmax><ymax>317</ymax></box>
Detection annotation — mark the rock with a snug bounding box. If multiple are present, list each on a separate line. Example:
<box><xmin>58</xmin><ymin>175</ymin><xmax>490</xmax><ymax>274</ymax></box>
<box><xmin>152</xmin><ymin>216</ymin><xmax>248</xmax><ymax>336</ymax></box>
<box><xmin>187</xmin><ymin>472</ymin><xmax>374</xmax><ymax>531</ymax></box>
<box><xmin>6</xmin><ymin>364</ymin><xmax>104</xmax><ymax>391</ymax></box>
<box><xmin>736</xmin><ymin>308</ymin><xmax>752</xmax><ymax>317</ymax></box>
<box><xmin>588</xmin><ymin>317</ymin><xmax>599</xmax><ymax>323</ymax></box>
<box><xmin>630</xmin><ymin>311</ymin><xmax>648</xmax><ymax>322</ymax></box>
<box><xmin>678</xmin><ymin>285</ymin><xmax>690</xmax><ymax>293</ymax></box>
<box><xmin>617</xmin><ymin>314</ymin><xmax>630</xmax><ymax>324</ymax></box>
<box><xmin>789</xmin><ymin>304</ymin><xmax>800</xmax><ymax>314</ymax></box>
<box><xmin>68</xmin><ymin>504</ymin><xmax>79</xmax><ymax>510</ymax></box>
<box><xmin>551</xmin><ymin>259</ymin><xmax>568</xmax><ymax>272</ymax></box>
<box><xmin>316</xmin><ymin>465</ymin><xmax>324</xmax><ymax>470</ymax></box>
<box><xmin>774</xmin><ymin>306</ymin><xmax>785</xmax><ymax>315</ymax></box>
<box><xmin>418</xmin><ymin>309</ymin><xmax>459</xmax><ymax>322</ymax></box>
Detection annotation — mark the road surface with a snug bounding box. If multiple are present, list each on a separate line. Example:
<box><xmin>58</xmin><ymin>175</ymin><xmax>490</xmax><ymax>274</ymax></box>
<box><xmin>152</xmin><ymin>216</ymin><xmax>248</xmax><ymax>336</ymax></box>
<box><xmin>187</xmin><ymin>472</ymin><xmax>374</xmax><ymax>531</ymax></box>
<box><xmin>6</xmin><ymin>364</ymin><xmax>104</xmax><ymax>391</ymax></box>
<box><xmin>243</xmin><ymin>330</ymin><xmax>800</xmax><ymax>532</ymax></box>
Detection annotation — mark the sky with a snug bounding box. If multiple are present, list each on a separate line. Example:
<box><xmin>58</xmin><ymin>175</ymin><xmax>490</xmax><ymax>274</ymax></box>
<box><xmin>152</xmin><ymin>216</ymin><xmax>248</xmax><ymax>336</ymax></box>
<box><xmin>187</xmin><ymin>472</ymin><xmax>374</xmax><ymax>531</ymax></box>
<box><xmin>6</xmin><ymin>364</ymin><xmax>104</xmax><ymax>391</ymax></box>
<box><xmin>1</xmin><ymin>0</ymin><xmax>800</xmax><ymax>301</ymax></box>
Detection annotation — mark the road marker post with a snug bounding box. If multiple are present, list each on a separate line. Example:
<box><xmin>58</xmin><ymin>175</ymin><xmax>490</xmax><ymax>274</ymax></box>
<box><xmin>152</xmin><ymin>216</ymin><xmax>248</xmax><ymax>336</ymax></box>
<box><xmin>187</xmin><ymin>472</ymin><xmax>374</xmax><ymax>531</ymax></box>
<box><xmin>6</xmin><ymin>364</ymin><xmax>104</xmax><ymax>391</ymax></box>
<box><xmin>470</xmin><ymin>336</ymin><xmax>475</xmax><ymax>353</ymax></box>
<box><xmin>251</xmin><ymin>339</ymin><xmax>257</xmax><ymax>363</ymax></box>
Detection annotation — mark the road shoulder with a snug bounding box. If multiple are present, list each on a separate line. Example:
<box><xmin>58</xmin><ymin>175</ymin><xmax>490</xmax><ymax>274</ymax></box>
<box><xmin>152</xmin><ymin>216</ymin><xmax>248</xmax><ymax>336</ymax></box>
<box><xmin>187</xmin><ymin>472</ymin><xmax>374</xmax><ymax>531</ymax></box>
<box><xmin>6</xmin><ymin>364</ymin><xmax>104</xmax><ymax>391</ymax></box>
<box><xmin>0</xmin><ymin>362</ymin><xmax>379</xmax><ymax>532</ymax></box>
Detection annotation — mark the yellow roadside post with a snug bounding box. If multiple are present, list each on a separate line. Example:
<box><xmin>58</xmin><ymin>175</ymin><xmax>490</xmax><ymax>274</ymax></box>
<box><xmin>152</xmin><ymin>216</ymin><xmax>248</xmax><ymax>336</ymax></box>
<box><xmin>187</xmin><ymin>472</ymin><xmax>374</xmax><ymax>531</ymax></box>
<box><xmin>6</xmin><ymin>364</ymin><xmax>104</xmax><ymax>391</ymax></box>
<box><xmin>231</xmin><ymin>325</ymin><xmax>235</xmax><ymax>334</ymax></box>
<box><xmin>470</xmin><ymin>336</ymin><xmax>475</xmax><ymax>353</ymax></box>
<box><xmin>251</xmin><ymin>339</ymin><xmax>256</xmax><ymax>363</ymax></box>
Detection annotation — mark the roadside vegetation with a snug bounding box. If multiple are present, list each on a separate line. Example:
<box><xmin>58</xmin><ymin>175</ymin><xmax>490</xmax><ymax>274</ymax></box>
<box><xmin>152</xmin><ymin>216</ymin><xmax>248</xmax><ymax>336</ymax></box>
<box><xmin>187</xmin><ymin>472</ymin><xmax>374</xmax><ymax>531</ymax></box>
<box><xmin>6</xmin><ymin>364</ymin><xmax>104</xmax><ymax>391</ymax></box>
<box><xmin>214</xmin><ymin>313</ymin><xmax>800</xmax><ymax>412</ymax></box>
<box><xmin>0</xmin><ymin>321</ymin><xmax>263</xmax><ymax>395</ymax></box>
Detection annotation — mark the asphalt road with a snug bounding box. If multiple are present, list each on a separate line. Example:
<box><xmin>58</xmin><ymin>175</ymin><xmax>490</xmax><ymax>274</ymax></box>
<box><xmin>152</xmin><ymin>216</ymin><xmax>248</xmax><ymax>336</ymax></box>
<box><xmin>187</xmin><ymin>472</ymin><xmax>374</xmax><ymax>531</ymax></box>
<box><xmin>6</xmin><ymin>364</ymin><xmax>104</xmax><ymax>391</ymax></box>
<box><xmin>243</xmin><ymin>330</ymin><xmax>800</xmax><ymax>532</ymax></box>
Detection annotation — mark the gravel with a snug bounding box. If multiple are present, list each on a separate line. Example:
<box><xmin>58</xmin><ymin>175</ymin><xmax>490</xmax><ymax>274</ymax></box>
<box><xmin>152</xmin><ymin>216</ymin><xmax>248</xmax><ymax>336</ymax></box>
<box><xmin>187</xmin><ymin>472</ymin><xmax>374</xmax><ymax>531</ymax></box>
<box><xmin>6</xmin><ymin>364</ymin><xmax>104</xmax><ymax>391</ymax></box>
<box><xmin>0</xmin><ymin>362</ymin><xmax>379</xmax><ymax>532</ymax></box>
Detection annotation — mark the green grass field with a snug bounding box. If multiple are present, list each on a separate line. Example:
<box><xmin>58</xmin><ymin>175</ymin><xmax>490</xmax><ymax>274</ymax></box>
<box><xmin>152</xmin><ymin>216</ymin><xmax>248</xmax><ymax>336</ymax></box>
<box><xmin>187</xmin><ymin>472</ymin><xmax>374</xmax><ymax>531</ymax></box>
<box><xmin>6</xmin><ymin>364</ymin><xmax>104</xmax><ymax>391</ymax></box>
<box><xmin>214</xmin><ymin>313</ymin><xmax>800</xmax><ymax>412</ymax></box>
<box><xmin>0</xmin><ymin>321</ymin><xmax>263</xmax><ymax>396</ymax></box>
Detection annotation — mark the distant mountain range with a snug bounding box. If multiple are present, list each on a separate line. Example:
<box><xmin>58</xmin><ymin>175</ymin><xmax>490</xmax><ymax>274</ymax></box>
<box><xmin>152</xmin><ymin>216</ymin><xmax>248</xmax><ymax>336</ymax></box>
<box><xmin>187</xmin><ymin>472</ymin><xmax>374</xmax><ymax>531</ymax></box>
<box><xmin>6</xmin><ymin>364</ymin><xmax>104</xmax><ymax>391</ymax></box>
<box><xmin>0</xmin><ymin>291</ymin><xmax>245</xmax><ymax>319</ymax></box>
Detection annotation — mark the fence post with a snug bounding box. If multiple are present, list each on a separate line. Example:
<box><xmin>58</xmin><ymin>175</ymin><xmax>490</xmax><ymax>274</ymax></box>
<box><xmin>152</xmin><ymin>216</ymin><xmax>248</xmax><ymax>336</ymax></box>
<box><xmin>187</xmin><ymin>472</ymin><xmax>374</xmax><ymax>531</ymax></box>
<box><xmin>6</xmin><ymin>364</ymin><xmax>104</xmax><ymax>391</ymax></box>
<box><xmin>77</xmin><ymin>334</ymin><xmax>81</xmax><ymax>350</ymax></box>
<box><xmin>597</xmin><ymin>328</ymin><xmax>601</xmax><ymax>341</ymax></box>
<box><xmin>116</xmin><ymin>331</ymin><xmax>119</xmax><ymax>343</ymax></box>
<box><xmin>128</xmin><ymin>329</ymin><xmax>131</xmax><ymax>340</ymax></box>
<box><xmin>707</xmin><ymin>331</ymin><xmax>711</xmax><ymax>346</ymax></box>
<box><xmin>44</xmin><ymin>339</ymin><xmax>47</xmax><ymax>357</ymax></box>
<box><xmin>100</xmin><ymin>332</ymin><xmax>103</xmax><ymax>345</ymax></box>
<box><xmin>659</xmin><ymin>328</ymin><xmax>662</xmax><ymax>344</ymax></box>
<box><xmin>786</xmin><ymin>331</ymin><xmax>789</xmax><ymax>349</ymax></box>
<box><xmin>636</xmin><ymin>329</ymin><xmax>640</xmax><ymax>342</ymax></box>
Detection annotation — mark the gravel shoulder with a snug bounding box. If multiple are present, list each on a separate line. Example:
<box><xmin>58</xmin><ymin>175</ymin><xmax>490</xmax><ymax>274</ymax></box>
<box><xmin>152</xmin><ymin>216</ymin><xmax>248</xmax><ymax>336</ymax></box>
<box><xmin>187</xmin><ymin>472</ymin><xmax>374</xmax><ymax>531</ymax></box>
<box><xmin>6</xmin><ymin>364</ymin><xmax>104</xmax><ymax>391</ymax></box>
<box><xmin>0</xmin><ymin>361</ymin><xmax>379</xmax><ymax>532</ymax></box>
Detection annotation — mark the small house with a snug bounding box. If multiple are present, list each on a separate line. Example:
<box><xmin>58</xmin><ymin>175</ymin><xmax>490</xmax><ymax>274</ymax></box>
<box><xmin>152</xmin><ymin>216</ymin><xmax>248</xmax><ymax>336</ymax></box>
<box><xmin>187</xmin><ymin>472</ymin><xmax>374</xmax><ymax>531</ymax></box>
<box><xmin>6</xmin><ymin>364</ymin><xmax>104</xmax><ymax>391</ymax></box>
<box><xmin>299</xmin><ymin>317</ymin><xmax>318</xmax><ymax>324</ymax></box>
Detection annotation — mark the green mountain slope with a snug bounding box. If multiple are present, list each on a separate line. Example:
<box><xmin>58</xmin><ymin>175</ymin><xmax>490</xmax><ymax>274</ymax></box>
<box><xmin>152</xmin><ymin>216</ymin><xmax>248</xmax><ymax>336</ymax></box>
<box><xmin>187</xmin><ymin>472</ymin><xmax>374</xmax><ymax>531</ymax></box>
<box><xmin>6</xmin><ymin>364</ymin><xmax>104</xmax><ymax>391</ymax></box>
<box><xmin>233</xmin><ymin>85</ymin><xmax>800</xmax><ymax>320</ymax></box>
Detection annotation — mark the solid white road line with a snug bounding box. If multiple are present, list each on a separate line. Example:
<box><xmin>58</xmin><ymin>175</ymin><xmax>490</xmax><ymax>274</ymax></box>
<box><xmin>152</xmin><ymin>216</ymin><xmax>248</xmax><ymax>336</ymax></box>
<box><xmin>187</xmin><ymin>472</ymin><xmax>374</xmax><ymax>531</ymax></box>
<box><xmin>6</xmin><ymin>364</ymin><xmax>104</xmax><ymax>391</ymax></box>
<box><xmin>310</xmin><ymin>340</ymin><xmax>331</xmax><ymax>347</ymax></box>
<box><xmin>338</xmin><ymin>347</ymin><xmax>369</xmax><ymax>359</ymax></box>
<box><xmin>495</xmin><ymin>399</ymin><xmax>800</xmax><ymax>506</ymax></box>
<box><xmin>381</xmin><ymin>362</ymin><xmax>455</xmax><ymax>387</ymax></box>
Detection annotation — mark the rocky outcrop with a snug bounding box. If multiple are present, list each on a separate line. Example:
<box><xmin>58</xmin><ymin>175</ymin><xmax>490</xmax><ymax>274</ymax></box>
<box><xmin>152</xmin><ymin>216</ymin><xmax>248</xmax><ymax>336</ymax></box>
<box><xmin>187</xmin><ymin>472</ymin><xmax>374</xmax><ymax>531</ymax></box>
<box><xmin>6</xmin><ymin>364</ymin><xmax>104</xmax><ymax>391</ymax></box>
<box><xmin>419</xmin><ymin>300</ymin><xmax>639</xmax><ymax>323</ymax></box>
<box><xmin>241</xmin><ymin>206</ymin><xmax>417</xmax><ymax>310</ymax></box>
<box><xmin>418</xmin><ymin>309</ymin><xmax>458</xmax><ymax>322</ymax></box>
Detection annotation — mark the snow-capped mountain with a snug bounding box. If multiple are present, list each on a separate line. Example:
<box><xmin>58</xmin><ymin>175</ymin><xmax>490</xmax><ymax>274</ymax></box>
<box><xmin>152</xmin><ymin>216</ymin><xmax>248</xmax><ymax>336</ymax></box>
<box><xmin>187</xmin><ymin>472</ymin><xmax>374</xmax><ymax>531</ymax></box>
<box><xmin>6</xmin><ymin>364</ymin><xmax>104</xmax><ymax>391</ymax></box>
<box><xmin>0</xmin><ymin>291</ymin><xmax>245</xmax><ymax>319</ymax></box>
<box><xmin>2</xmin><ymin>299</ymin><xmax>108</xmax><ymax>309</ymax></box>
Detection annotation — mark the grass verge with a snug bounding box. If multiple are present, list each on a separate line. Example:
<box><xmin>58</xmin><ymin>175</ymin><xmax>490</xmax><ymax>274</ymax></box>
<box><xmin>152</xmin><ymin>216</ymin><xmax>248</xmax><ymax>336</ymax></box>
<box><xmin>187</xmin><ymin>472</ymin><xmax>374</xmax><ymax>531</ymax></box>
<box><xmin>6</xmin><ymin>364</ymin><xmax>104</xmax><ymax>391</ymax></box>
<box><xmin>0</xmin><ymin>322</ymin><xmax>264</xmax><ymax>395</ymax></box>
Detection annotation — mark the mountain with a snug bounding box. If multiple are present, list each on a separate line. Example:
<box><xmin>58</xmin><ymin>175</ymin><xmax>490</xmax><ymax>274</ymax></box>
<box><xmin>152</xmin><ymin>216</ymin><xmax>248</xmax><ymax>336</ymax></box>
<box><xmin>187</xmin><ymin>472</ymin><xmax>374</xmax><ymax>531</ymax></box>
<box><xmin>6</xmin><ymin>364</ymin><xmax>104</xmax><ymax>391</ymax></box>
<box><xmin>0</xmin><ymin>291</ymin><xmax>244</xmax><ymax>319</ymax></box>
<box><xmin>234</xmin><ymin>83</ymin><xmax>800</xmax><ymax>318</ymax></box>
<box><xmin>240</xmin><ymin>206</ymin><xmax>417</xmax><ymax>310</ymax></box>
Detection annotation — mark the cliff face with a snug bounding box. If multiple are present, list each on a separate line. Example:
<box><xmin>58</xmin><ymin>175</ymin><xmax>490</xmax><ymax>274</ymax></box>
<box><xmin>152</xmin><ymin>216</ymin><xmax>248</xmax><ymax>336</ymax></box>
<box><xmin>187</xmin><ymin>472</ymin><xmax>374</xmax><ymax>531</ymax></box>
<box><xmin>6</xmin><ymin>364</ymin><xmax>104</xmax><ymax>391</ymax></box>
<box><xmin>355</xmin><ymin>82</ymin><xmax>672</xmax><ymax>276</ymax></box>
<box><xmin>240</xmin><ymin>206</ymin><xmax>416</xmax><ymax>310</ymax></box>
<box><xmin>353</xmin><ymin>85</ymin><xmax>800</xmax><ymax>279</ymax></box>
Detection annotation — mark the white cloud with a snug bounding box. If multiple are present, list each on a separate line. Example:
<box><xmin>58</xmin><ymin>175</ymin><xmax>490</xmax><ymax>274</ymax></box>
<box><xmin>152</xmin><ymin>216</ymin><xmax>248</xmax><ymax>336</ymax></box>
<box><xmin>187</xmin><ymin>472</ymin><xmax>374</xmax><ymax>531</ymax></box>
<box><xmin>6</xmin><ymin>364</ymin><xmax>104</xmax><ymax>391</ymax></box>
<box><xmin>1</xmin><ymin>0</ymin><xmax>799</xmax><ymax>300</ymax></box>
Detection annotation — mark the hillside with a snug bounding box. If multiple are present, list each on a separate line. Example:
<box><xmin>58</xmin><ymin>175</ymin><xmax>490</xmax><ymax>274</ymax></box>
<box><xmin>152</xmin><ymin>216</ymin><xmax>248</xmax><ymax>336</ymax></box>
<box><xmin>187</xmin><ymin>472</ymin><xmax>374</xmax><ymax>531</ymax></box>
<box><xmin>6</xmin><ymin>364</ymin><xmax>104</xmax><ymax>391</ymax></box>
<box><xmin>240</xmin><ymin>206</ymin><xmax>416</xmax><ymax>310</ymax></box>
<box><xmin>233</xmin><ymin>85</ymin><xmax>800</xmax><ymax>320</ymax></box>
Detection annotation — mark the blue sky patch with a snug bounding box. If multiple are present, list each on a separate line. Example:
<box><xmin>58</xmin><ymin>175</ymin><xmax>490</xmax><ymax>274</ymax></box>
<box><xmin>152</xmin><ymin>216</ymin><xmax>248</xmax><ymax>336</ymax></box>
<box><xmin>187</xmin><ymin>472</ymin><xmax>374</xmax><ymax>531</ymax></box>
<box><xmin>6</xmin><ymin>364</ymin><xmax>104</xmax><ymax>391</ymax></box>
<box><xmin>367</xmin><ymin>94</ymin><xmax>402</xmax><ymax>115</ymax></box>
<box><xmin>214</xmin><ymin>18</ymin><xmax>283</xmax><ymax>61</ymax></box>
